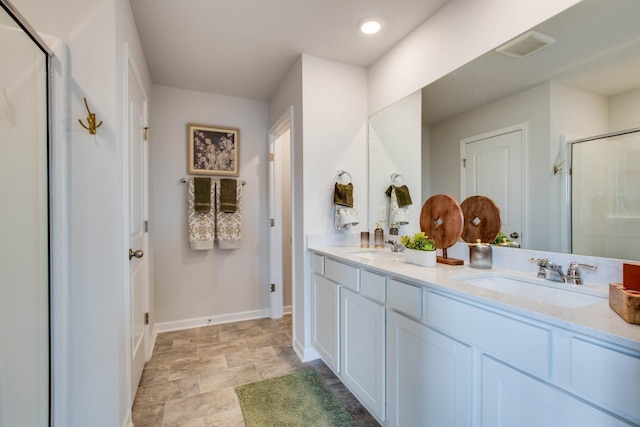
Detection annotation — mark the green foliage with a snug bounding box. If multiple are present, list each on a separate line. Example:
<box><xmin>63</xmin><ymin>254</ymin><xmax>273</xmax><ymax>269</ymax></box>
<box><xmin>400</xmin><ymin>232</ymin><xmax>436</xmax><ymax>251</ymax></box>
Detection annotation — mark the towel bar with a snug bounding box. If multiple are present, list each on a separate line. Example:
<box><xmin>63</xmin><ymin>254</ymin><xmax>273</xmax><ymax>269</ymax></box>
<box><xmin>181</xmin><ymin>178</ymin><xmax>246</xmax><ymax>185</ymax></box>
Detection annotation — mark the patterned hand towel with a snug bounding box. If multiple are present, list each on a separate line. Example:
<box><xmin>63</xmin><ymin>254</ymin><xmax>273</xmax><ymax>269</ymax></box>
<box><xmin>188</xmin><ymin>179</ymin><xmax>215</xmax><ymax>250</ymax></box>
<box><xmin>216</xmin><ymin>180</ymin><xmax>242</xmax><ymax>249</ymax></box>
<box><xmin>334</xmin><ymin>205</ymin><xmax>359</xmax><ymax>230</ymax></box>
<box><xmin>389</xmin><ymin>187</ymin><xmax>409</xmax><ymax>225</ymax></box>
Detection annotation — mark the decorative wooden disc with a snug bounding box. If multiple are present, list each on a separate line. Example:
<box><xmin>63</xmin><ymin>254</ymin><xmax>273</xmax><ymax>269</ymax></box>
<box><xmin>460</xmin><ymin>196</ymin><xmax>501</xmax><ymax>243</ymax></box>
<box><xmin>419</xmin><ymin>194</ymin><xmax>464</xmax><ymax>250</ymax></box>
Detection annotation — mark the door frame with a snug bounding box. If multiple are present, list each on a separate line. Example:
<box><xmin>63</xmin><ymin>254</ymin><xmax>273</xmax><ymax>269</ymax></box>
<box><xmin>267</xmin><ymin>107</ymin><xmax>293</xmax><ymax>319</ymax></box>
<box><xmin>460</xmin><ymin>123</ymin><xmax>528</xmax><ymax>248</ymax></box>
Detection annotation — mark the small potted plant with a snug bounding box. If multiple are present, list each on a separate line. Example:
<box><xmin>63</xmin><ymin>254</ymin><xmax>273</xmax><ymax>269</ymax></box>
<box><xmin>400</xmin><ymin>232</ymin><xmax>437</xmax><ymax>267</ymax></box>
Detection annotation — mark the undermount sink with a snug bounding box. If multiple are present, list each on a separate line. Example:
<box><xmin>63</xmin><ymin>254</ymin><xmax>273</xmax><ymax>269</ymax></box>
<box><xmin>453</xmin><ymin>273</ymin><xmax>606</xmax><ymax>308</ymax></box>
<box><xmin>347</xmin><ymin>250</ymin><xmax>404</xmax><ymax>261</ymax></box>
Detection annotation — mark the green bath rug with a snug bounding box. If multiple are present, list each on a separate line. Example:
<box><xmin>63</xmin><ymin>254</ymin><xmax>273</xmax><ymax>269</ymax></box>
<box><xmin>235</xmin><ymin>368</ymin><xmax>358</xmax><ymax>427</ymax></box>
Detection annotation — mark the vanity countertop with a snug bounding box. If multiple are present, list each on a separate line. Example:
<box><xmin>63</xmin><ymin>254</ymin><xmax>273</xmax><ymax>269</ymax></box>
<box><xmin>308</xmin><ymin>245</ymin><xmax>640</xmax><ymax>352</ymax></box>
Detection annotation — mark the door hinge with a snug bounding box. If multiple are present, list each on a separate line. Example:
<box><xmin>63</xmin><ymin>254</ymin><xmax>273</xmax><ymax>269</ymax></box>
<box><xmin>144</xmin><ymin>312</ymin><xmax>149</xmax><ymax>325</ymax></box>
<box><xmin>462</xmin><ymin>158</ymin><xmax>467</xmax><ymax>168</ymax></box>
<box><xmin>143</xmin><ymin>127</ymin><xmax>149</xmax><ymax>141</ymax></box>
<box><xmin>270</xmin><ymin>283</ymin><xmax>276</xmax><ymax>293</ymax></box>
<box><xmin>269</xmin><ymin>218</ymin><xmax>275</xmax><ymax>227</ymax></box>
<box><xmin>144</xmin><ymin>220</ymin><xmax>148</xmax><ymax>233</ymax></box>
<box><xmin>269</xmin><ymin>152</ymin><xmax>274</xmax><ymax>161</ymax></box>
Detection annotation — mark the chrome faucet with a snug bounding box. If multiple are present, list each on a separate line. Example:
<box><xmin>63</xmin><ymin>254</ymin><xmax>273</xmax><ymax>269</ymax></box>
<box><xmin>386</xmin><ymin>240</ymin><xmax>405</xmax><ymax>252</ymax></box>
<box><xmin>529</xmin><ymin>258</ymin><xmax>596</xmax><ymax>285</ymax></box>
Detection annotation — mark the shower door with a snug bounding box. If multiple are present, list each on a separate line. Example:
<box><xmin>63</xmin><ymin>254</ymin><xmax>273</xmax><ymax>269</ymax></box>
<box><xmin>571</xmin><ymin>130</ymin><xmax>640</xmax><ymax>259</ymax></box>
<box><xmin>0</xmin><ymin>2</ymin><xmax>51</xmax><ymax>426</ymax></box>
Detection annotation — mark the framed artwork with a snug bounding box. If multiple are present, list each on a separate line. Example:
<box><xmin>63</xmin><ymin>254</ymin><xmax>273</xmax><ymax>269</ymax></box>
<box><xmin>187</xmin><ymin>123</ymin><xmax>240</xmax><ymax>176</ymax></box>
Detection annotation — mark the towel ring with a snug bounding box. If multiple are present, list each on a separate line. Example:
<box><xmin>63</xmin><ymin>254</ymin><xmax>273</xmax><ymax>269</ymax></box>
<box><xmin>391</xmin><ymin>173</ymin><xmax>405</xmax><ymax>186</ymax></box>
<box><xmin>336</xmin><ymin>170</ymin><xmax>352</xmax><ymax>184</ymax></box>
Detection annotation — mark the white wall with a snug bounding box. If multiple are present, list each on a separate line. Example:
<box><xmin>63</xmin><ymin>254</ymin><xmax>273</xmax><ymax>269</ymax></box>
<box><xmin>268</xmin><ymin>57</ymin><xmax>306</xmax><ymax>357</ymax></box>
<box><xmin>368</xmin><ymin>0</ymin><xmax>581</xmax><ymax>115</ymax></box>
<box><xmin>609</xmin><ymin>87</ymin><xmax>640</xmax><ymax>131</ymax></box>
<box><xmin>269</xmin><ymin>55</ymin><xmax>367</xmax><ymax>360</ymax></box>
<box><xmin>11</xmin><ymin>0</ymin><xmax>151</xmax><ymax>425</ymax></box>
<box><xmin>150</xmin><ymin>85</ymin><xmax>269</xmax><ymax>323</ymax></box>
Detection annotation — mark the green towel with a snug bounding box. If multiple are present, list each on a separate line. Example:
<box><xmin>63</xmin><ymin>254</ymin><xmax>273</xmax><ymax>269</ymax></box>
<box><xmin>385</xmin><ymin>185</ymin><xmax>413</xmax><ymax>207</ymax></box>
<box><xmin>334</xmin><ymin>182</ymin><xmax>353</xmax><ymax>208</ymax></box>
<box><xmin>193</xmin><ymin>177</ymin><xmax>212</xmax><ymax>213</ymax></box>
<box><xmin>220</xmin><ymin>179</ymin><xmax>237</xmax><ymax>213</ymax></box>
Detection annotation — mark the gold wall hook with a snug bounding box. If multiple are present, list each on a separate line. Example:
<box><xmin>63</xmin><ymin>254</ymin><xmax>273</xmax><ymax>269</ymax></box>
<box><xmin>78</xmin><ymin>97</ymin><xmax>103</xmax><ymax>135</ymax></box>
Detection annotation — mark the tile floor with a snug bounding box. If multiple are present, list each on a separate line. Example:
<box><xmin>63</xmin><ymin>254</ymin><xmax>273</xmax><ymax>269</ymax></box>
<box><xmin>132</xmin><ymin>315</ymin><xmax>380</xmax><ymax>426</ymax></box>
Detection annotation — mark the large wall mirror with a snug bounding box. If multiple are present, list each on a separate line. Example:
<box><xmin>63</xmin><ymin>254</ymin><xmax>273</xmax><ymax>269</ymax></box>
<box><xmin>369</xmin><ymin>0</ymin><xmax>640</xmax><ymax>260</ymax></box>
<box><xmin>0</xmin><ymin>1</ymin><xmax>51</xmax><ymax>425</ymax></box>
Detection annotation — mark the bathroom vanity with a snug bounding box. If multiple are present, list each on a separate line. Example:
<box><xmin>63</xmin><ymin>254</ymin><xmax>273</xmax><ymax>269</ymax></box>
<box><xmin>309</xmin><ymin>245</ymin><xmax>640</xmax><ymax>427</ymax></box>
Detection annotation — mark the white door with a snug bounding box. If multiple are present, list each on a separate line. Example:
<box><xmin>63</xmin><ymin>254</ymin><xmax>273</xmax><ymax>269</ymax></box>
<box><xmin>127</xmin><ymin>50</ymin><xmax>149</xmax><ymax>402</ymax></box>
<box><xmin>461</xmin><ymin>125</ymin><xmax>525</xmax><ymax>246</ymax></box>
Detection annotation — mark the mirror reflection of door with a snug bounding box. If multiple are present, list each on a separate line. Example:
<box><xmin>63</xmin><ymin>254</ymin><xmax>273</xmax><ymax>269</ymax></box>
<box><xmin>0</xmin><ymin>3</ymin><xmax>51</xmax><ymax>425</ymax></box>
<box><xmin>461</xmin><ymin>125</ymin><xmax>525</xmax><ymax>246</ymax></box>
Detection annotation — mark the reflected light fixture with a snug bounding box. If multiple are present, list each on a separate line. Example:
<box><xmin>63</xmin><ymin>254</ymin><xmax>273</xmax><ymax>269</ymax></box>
<box><xmin>359</xmin><ymin>17</ymin><xmax>382</xmax><ymax>35</ymax></box>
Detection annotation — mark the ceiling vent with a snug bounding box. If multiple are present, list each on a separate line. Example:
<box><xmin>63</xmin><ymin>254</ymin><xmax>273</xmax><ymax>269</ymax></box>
<box><xmin>496</xmin><ymin>31</ymin><xmax>556</xmax><ymax>58</ymax></box>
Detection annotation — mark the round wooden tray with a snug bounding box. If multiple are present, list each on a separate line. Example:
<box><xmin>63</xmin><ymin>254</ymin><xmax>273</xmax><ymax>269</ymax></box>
<box><xmin>460</xmin><ymin>195</ymin><xmax>501</xmax><ymax>243</ymax></box>
<box><xmin>419</xmin><ymin>194</ymin><xmax>464</xmax><ymax>249</ymax></box>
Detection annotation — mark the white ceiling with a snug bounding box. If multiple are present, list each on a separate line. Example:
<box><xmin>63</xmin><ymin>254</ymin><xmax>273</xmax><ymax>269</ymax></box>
<box><xmin>130</xmin><ymin>0</ymin><xmax>450</xmax><ymax>101</ymax></box>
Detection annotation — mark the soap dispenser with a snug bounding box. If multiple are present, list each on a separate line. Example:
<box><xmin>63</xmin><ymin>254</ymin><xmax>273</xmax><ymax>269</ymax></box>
<box><xmin>374</xmin><ymin>222</ymin><xmax>384</xmax><ymax>248</ymax></box>
<box><xmin>389</xmin><ymin>222</ymin><xmax>398</xmax><ymax>235</ymax></box>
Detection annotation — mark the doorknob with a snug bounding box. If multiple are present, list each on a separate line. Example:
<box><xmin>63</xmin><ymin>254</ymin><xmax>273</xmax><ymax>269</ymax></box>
<box><xmin>129</xmin><ymin>249</ymin><xmax>144</xmax><ymax>260</ymax></box>
<box><xmin>510</xmin><ymin>232</ymin><xmax>520</xmax><ymax>239</ymax></box>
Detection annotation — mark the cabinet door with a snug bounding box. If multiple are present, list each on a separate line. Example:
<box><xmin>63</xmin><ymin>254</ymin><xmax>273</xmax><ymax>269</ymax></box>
<box><xmin>387</xmin><ymin>310</ymin><xmax>472</xmax><ymax>427</ymax></box>
<box><xmin>312</xmin><ymin>273</ymin><xmax>340</xmax><ymax>372</ymax></box>
<box><xmin>482</xmin><ymin>356</ymin><xmax>630</xmax><ymax>427</ymax></box>
<box><xmin>341</xmin><ymin>288</ymin><xmax>386</xmax><ymax>421</ymax></box>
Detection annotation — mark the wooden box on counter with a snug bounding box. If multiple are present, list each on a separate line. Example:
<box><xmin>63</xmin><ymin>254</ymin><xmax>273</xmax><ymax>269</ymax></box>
<box><xmin>609</xmin><ymin>283</ymin><xmax>640</xmax><ymax>324</ymax></box>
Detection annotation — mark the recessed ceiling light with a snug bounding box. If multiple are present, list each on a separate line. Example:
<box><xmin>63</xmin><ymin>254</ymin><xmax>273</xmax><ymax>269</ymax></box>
<box><xmin>359</xmin><ymin>17</ymin><xmax>382</xmax><ymax>35</ymax></box>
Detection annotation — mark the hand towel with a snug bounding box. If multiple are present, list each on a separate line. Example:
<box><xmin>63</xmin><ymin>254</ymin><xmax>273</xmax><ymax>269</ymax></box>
<box><xmin>389</xmin><ymin>187</ymin><xmax>410</xmax><ymax>225</ymax></box>
<box><xmin>385</xmin><ymin>185</ymin><xmax>413</xmax><ymax>207</ymax></box>
<box><xmin>334</xmin><ymin>205</ymin><xmax>359</xmax><ymax>230</ymax></box>
<box><xmin>194</xmin><ymin>177</ymin><xmax>212</xmax><ymax>213</ymax></box>
<box><xmin>216</xmin><ymin>180</ymin><xmax>242</xmax><ymax>249</ymax></box>
<box><xmin>187</xmin><ymin>179</ymin><xmax>215</xmax><ymax>250</ymax></box>
<box><xmin>219</xmin><ymin>178</ymin><xmax>237</xmax><ymax>213</ymax></box>
<box><xmin>333</xmin><ymin>182</ymin><xmax>354</xmax><ymax>207</ymax></box>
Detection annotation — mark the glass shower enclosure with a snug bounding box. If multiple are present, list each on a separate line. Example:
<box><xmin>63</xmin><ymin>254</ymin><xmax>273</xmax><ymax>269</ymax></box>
<box><xmin>0</xmin><ymin>1</ymin><xmax>51</xmax><ymax>425</ymax></box>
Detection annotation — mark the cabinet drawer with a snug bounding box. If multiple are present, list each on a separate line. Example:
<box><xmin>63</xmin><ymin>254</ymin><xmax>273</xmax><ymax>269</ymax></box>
<box><xmin>311</xmin><ymin>253</ymin><xmax>324</xmax><ymax>274</ymax></box>
<box><xmin>360</xmin><ymin>270</ymin><xmax>386</xmax><ymax>303</ymax></box>
<box><xmin>388</xmin><ymin>279</ymin><xmax>422</xmax><ymax>319</ymax></box>
<box><xmin>428</xmin><ymin>292</ymin><xmax>551</xmax><ymax>378</ymax></box>
<box><xmin>570</xmin><ymin>338</ymin><xmax>640</xmax><ymax>422</ymax></box>
<box><xmin>325</xmin><ymin>258</ymin><xmax>359</xmax><ymax>291</ymax></box>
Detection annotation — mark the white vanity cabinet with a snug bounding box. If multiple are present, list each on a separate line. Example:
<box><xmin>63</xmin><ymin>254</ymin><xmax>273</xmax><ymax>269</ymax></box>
<box><xmin>309</xmin><ymin>248</ymin><xmax>640</xmax><ymax>427</ymax></box>
<box><xmin>311</xmin><ymin>255</ymin><xmax>387</xmax><ymax>423</ymax></box>
<box><xmin>387</xmin><ymin>309</ymin><xmax>472</xmax><ymax>427</ymax></box>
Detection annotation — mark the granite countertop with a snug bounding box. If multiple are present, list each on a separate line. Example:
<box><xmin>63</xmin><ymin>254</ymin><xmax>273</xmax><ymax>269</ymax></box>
<box><xmin>308</xmin><ymin>245</ymin><xmax>640</xmax><ymax>352</ymax></box>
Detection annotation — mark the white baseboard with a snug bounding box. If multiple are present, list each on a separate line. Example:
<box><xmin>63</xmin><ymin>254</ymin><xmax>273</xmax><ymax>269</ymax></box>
<box><xmin>150</xmin><ymin>308</ymin><xmax>271</xmax><ymax>356</ymax></box>
<box><xmin>293</xmin><ymin>337</ymin><xmax>320</xmax><ymax>363</ymax></box>
<box><xmin>122</xmin><ymin>408</ymin><xmax>133</xmax><ymax>427</ymax></box>
<box><xmin>283</xmin><ymin>305</ymin><xmax>292</xmax><ymax>315</ymax></box>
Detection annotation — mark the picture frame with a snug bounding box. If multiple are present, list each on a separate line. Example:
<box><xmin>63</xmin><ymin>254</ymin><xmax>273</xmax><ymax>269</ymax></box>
<box><xmin>187</xmin><ymin>123</ymin><xmax>240</xmax><ymax>176</ymax></box>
